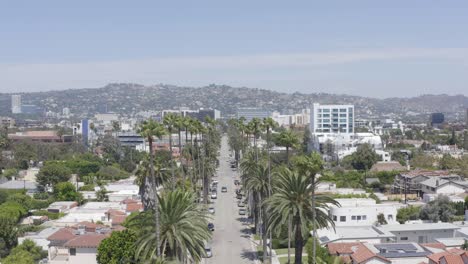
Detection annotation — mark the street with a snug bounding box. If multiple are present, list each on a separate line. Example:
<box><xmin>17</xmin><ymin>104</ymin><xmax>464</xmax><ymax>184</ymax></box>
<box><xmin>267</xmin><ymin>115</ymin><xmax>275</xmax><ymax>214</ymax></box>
<box><xmin>205</xmin><ymin>136</ymin><xmax>256</xmax><ymax>264</ymax></box>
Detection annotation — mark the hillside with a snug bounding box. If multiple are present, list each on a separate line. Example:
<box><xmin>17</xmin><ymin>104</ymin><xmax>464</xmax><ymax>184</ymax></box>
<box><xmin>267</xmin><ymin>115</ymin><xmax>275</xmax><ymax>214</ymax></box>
<box><xmin>1</xmin><ymin>83</ymin><xmax>467</xmax><ymax>122</ymax></box>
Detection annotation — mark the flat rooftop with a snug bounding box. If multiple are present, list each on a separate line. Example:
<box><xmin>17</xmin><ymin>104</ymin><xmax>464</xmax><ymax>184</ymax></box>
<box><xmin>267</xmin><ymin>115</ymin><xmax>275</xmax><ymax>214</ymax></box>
<box><xmin>317</xmin><ymin>226</ymin><xmax>395</xmax><ymax>244</ymax></box>
<box><xmin>378</xmin><ymin>223</ymin><xmax>460</xmax><ymax>232</ymax></box>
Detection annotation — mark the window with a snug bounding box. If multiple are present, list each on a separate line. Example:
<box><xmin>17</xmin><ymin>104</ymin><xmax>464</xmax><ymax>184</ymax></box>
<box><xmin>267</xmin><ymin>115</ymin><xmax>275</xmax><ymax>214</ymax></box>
<box><xmin>323</xmin><ymin>109</ymin><xmax>330</xmax><ymax>113</ymax></box>
<box><xmin>340</xmin><ymin>108</ymin><xmax>346</xmax><ymax>112</ymax></box>
<box><xmin>332</xmin><ymin>109</ymin><xmax>338</xmax><ymax>112</ymax></box>
<box><xmin>340</xmin><ymin>114</ymin><xmax>347</xmax><ymax>117</ymax></box>
<box><xmin>333</xmin><ymin>215</ymin><xmax>337</xmax><ymax>221</ymax></box>
<box><xmin>340</xmin><ymin>119</ymin><xmax>346</xmax><ymax>123</ymax></box>
<box><xmin>323</xmin><ymin>114</ymin><xmax>330</xmax><ymax>118</ymax></box>
<box><xmin>340</xmin><ymin>216</ymin><xmax>346</xmax><ymax>222</ymax></box>
<box><xmin>388</xmin><ymin>215</ymin><xmax>393</xmax><ymax>221</ymax></box>
<box><xmin>400</xmin><ymin>237</ymin><xmax>408</xmax><ymax>241</ymax></box>
<box><xmin>357</xmin><ymin>215</ymin><xmax>361</xmax><ymax>220</ymax></box>
<box><xmin>362</xmin><ymin>215</ymin><xmax>367</xmax><ymax>220</ymax></box>
<box><xmin>70</xmin><ymin>248</ymin><xmax>76</xmax><ymax>256</ymax></box>
<box><xmin>351</xmin><ymin>216</ymin><xmax>356</xmax><ymax>220</ymax></box>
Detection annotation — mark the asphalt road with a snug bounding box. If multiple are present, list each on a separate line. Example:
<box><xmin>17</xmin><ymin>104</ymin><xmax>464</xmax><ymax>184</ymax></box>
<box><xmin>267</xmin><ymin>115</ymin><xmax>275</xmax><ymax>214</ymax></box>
<box><xmin>205</xmin><ymin>136</ymin><xmax>256</xmax><ymax>264</ymax></box>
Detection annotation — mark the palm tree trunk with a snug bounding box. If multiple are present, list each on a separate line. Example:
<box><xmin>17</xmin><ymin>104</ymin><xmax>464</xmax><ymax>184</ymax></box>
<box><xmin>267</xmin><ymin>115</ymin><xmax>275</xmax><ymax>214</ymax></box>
<box><xmin>288</xmin><ymin>214</ymin><xmax>291</xmax><ymax>264</ymax></box>
<box><xmin>169</xmin><ymin>131</ymin><xmax>175</xmax><ymax>189</ymax></box>
<box><xmin>312</xmin><ymin>174</ymin><xmax>317</xmax><ymax>264</ymax></box>
<box><xmin>148</xmin><ymin>137</ymin><xmax>161</xmax><ymax>257</ymax></box>
<box><xmin>294</xmin><ymin>217</ymin><xmax>303</xmax><ymax>264</ymax></box>
<box><xmin>262</xmin><ymin>203</ymin><xmax>268</xmax><ymax>263</ymax></box>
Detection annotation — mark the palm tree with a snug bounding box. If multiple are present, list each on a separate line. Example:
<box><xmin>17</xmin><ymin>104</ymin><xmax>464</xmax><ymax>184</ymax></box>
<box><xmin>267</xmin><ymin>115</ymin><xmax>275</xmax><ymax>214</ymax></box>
<box><xmin>263</xmin><ymin>117</ymin><xmax>278</xmax><ymax>262</ymax></box>
<box><xmin>127</xmin><ymin>190</ymin><xmax>211</xmax><ymax>263</ymax></box>
<box><xmin>293</xmin><ymin>152</ymin><xmax>324</xmax><ymax>264</ymax></box>
<box><xmin>243</xmin><ymin>161</ymin><xmax>271</xmax><ymax>262</ymax></box>
<box><xmin>135</xmin><ymin>155</ymin><xmax>170</xmax><ymax>202</ymax></box>
<box><xmin>163</xmin><ymin>113</ymin><xmax>178</xmax><ymax>189</ymax></box>
<box><xmin>275</xmin><ymin>130</ymin><xmax>300</xmax><ymax>164</ymax></box>
<box><xmin>138</xmin><ymin>119</ymin><xmax>167</xmax><ymax>257</ymax></box>
<box><xmin>174</xmin><ymin>115</ymin><xmax>184</xmax><ymax>158</ymax></box>
<box><xmin>182</xmin><ymin>116</ymin><xmax>192</xmax><ymax>144</ymax></box>
<box><xmin>266</xmin><ymin>167</ymin><xmax>338</xmax><ymax>264</ymax></box>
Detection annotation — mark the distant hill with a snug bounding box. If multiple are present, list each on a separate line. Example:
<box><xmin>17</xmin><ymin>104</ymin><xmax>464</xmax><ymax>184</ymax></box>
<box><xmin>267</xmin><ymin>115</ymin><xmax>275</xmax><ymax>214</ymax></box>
<box><xmin>1</xmin><ymin>83</ymin><xmax>467</xmax><ymax>122</ymax></box>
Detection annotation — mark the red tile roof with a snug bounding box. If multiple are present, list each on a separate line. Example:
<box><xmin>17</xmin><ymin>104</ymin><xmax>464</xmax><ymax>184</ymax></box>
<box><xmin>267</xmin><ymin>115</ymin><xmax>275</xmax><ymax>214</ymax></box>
<box><xmin>63</xmin><ymin>234</ymin><xmax>108</xmax><ymax>248</ymax></box>
<box><xmin>327</xmin><ymin>242</ymin><xmax>391</xmax><ymax>264</ymax></box>
<box><xmin>121</xmin><ymin>198</ymin><xmax>138</xmax><ymax>204</ymax></box>
<box><xmin>126</xmin><ymin>203</ymin><xmax>143</xmax><ymax>213</ymax></box>
<box><xmin>421</xmin><ymin>243</ymin><xmax>446</xmax><ymax>250</ymax></box>
<box><xmin>47</xmin><ymin>228</ymin><xmax>76</xmax><ymax>241</ymax></box>
<box><xmin>111</xmin><ymin>215</ymin><xmax>127</xmax><ymax>225</ymax></box>
<box><xmin>427</xmin><ymin>249</ymin><xmax>468</xmax><ymax>264</ymax></box>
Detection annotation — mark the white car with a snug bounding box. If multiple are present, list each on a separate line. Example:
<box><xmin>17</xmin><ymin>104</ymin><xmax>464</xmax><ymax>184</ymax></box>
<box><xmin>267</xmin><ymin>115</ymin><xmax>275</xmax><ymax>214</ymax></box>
<box><xmin>208</xmin><ymin>207</ymin><xmax>215</xmax><ymax>214</ymax></box>
<box><xmin>211</xmin><ymin>193</ymin><xmax>217</xmax><ymax>199</ymax></box>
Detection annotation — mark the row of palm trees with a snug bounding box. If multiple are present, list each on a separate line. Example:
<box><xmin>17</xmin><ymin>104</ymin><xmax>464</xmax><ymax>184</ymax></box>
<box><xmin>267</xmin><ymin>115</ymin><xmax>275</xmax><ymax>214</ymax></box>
<box><xmin>132</xmin><ymin>115</ymin><xmax>221</xmax><ymax>263</ymax></box>
<box><xmin>229</xmin><ymin>117</ymin><xmax>339</xmax><ymax>264</ymax></box>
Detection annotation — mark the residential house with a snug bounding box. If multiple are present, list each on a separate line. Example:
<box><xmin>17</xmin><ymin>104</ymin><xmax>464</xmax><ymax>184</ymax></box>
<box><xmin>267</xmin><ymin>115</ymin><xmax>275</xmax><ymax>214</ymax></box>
<box><xmin>329</xmin><ymin>199</ymin><xmax>402</xmax><ymax>227</ymax></box>
<box><xmin>317</xmin><ymin>225</ymin><xmax>396</xmax><ymax>245</ymax></box>
<box><xmin>392</xmin><ymin>170</ymin><xmax>462</xmax><ymax>197</ymax></box>
<box><xmin>327</xmin><ymin>242</ymin><xmax>391</xmax><ymax>264</ymax></box>
<box><xmin>427</xmin><ymin>248</ymin><xmax>468</xmax><ymax>264</ymax></box>
<box><xmin>375</xmin><ymin>223</ymin><xmax>460</xmax><ymax>243</ymax></box>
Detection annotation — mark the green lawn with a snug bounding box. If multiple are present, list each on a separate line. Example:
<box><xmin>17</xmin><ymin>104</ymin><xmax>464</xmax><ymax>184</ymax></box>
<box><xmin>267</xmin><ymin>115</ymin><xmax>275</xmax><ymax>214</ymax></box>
<box><xmin>278</xmin><ymin>256</ymin><xmax>307</xmax><ymax>264</ymax></box>
<box><xmin>275</xmin><ymin>248</ymin><xmax>294</xmax><ymax>255</ymax></box>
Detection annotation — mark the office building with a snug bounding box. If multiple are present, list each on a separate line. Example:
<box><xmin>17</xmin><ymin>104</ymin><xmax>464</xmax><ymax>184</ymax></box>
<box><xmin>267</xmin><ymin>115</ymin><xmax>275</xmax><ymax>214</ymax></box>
<box><xmin>430</xmin><ymin>113</ymin><xmax>444</xmax><ymax>127</ymax></box>
<box><xmin>310</xmin><ymin>103</ymin><xmax>354</xmax><ymax>134</ymax></box>
<box><xmin>11</xmin><ymin>94</ymin><xmax>21</xmax><ymax>114</ymax></box>
<box><xmin>236</xmin><ymin>107</ymin><xmax>270</xmax><ymax>122</ymax></box>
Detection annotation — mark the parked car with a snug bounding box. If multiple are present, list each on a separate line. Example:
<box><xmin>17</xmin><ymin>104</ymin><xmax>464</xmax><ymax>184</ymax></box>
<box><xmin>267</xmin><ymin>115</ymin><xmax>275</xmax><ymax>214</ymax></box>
<box><xmin>208</xmin><ymin>207</ymin><xmax>215</xmax><ymax>214</ymax></box>
<box><xmin>237</xmin><ymin>201</ymin><xmax>245</xmax><ymax>207</ymax></box>
<box><xmin>204</xmin><ymin>245</ymin><xmax>213</xmax><ymax>258</ymax></box>
<box><xmin>208</xmin><ymin>223</ymin><xmax>214</xmax><ymax>231</ymax></box>
<box><xmin>234</xmin><ymin>180</ymin><xmax>240</xmax><ymax>185</ymax></box>
<box><xmin>211</xmin><ymin>192</ymin><xmax>217</xmax><ymax>199</ymax></box>
<box><xmin>236</xmin><ymin>193</ymin><xmax>242</xmax><ymax>200</ymax></box>
<box><xmin>238</xmin><ymin>208</ymin><xmax>246</xmax><ymax>215</ymax></box>
<box><xmin>221</xmin><ymin>186</ymin><xmax>227</xmax><ymax>192</ymax></box>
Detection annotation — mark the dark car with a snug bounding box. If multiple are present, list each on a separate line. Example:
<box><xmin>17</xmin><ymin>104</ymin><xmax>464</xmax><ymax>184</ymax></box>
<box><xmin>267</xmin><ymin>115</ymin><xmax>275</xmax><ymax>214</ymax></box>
<box><xmin>234</xmin><ymin>180</ymin><xmax>240</xmax><ymax>185</ymax></box>
<box><xmin>221</xmin><ymin>186</ymin><xmax>227</xmax><ymax>192</ymax></box>
<box><xmin>236</xmin><ymin>193</ymin><xmax>242</xmax><ymax>200</ymax></box>
<box><xmin>208</xmin><ymin>223</ymin><xmax>214</xmax><ymax>231</ymax></box>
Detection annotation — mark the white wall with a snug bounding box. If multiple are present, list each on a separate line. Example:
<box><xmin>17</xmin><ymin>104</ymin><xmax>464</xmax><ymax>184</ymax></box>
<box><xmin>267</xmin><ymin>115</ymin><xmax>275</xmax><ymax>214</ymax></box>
<box><xmin>330</xmin><ymin>199</ymin><xmax>399</xmax><ymax>226</ymax></box>
<box><xmin>69</xmin><ymin>248</ymin><xmax>98</xmax><ymax>264</ymax></box>
<box><xmin>391</xmin><ymin>229</ymin><xmax>456</xmax><ymax>243</ymax></box>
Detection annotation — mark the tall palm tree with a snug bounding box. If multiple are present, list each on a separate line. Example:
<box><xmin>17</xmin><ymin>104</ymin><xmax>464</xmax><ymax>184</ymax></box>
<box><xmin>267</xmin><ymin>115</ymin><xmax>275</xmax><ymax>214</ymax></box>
<box><xmin>275</xmin><ymin>130</ymin><xmax>300</xmax><ymax>164</ymax></box>
<box><xmin>163</xmin><ymin>113</ymin><xmax>178</xmax><ymax>189</ymax></box>
<box><xmin>293</xmin><ymin>152</ymin><xmax>324</xmax><ymax>264</ymax></box>
<box><xmin>182</xmin><ymin>116</ymin><xmax>192</xmax><ymax>144</ymax></box>
<box><xmin>138</xmin><ymin>119</ymin><xmax>167</xmax><ymax>257</ymax></box>
<box><xmin>243</xmin><ymin>161</ymin><xmax>272</xmax><ymax>262</ymax></box>
<box><xmin>135</xmin><ymin>154</ymin><xmax>170</xmax><ymax>202</ymax></box>
<box><xmin>266</xmin><ymin>167</ymin><xmax>339</xmax><ymax>264</ymax></box>
<box><xmin>127</xmin><ymin>190</ymin><xmax>211</xmax><ymax>263</ymax></box>
<box><xmin>263</xmin><ymin>117</ymin><xmax>278</xmax><ymax>261</ymax></box>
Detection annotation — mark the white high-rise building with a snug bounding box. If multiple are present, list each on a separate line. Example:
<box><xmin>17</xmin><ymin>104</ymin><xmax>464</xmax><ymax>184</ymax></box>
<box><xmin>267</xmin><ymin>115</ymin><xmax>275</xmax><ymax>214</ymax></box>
<box><xmin>310</xmin><ymin>103</ymin><xmax>354</xmax><ymax>134</ymax></box>
<box><xmin>62</xmin><ymin>107</ymin><xmax>70</xmax><ymax>117</ymax></box>
<box><xmin>11</xmin><ymin>95</ymin><xmax>22</xmax><ymax>114</ymax></box>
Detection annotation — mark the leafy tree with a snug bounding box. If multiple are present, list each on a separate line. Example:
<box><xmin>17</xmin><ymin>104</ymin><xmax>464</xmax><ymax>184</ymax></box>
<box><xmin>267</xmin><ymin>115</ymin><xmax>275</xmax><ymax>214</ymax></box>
<box><xmin>1</xmin><ymin>248</ymin><xmax>34</xmax><ymax>264</ymax></box>
<box><xmin>7</xmin><ymin>239</ymin><xmax>47</xmax><ymax>263</ymax></box>
<box><xmin>97</xmin><ymin>165</ymin><xmax>130</xmax><ymax>181</ymax></box>
<box><xmin>96</xmin><ymin>187</ymin><xmax>109</xmax><ymax>202</ymax></box>
<box><xmin>0</xmin><ymin>202</ymin><xmax>27</xmax><ymax>222</ymax></box>
<box><xmin>376</xmin><ymin>213</ymin><xmax>388</xmax><ymax>225</ymax></box>
<box><xmin>410</xmin><ymin>153</ymin><xmax>435</xmax><ymax>169</ymax></box>
<box><xmin>420</xmin><ymin>195</ymin><xmax>456</xmax><ymax>222</ymax></box>
<box><xmin>349</xmin><ymin>144</ymin><xmax>379</xmax><ymax>171</ymax></box>
<box><xmin>0</xmin><ymin>217</ymin><xmax>19</xmax><ymax>257</ymax></box>
<box><xmin>97</xmin><ymin>229</ymin><xmax>137</xmax><ymax>264</ymax></box>
<box><xmin>396</xmin><ymin>206</ymin><xmax>421</xmax><ymax>224</ymax></box>
<box><xmin>463</xmin><ymin>131</ymin><xmax>468</xmax><ymax>151</ymax></box>
<box><xmin>462</xmin><ymin>240</ymin><xmax>468</xmax><ymax>250</ymax></box>
<box><xmin>439</xmin><ymin>154</ymin><xmax>458</xmax><ymax>170</ymax></box>
<box><xmin>53</xmin><ymin>182</ymin><xmax>82</xmax><ymax>202</ymax></box>
<box><xmin>36</xmin><ymin>163</ymin><xmax>72</xmax><ymax>188</ymax></box>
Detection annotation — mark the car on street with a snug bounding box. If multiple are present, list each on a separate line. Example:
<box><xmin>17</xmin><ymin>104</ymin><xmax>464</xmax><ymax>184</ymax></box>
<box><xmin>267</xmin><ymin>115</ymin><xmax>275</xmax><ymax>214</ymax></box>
<box><xmin>236</xmin><ymin>193</ymin><xmax>242</xmax><ymax>199</ymax></box>
<box><xmin>204</xmin><ymin>245</ymin><xmax>213</xmax><ymax>258</ymax></box>
<box><xmin>221</xmin><ymin>186</ymin><xmax>227</xmax><ymax>192</ymax></box>
<box><xmin>238</xmin><ymin>208</ymin><xmax>246</xmax><ymax>215</ymax></box>
<box><xmin>208</xmin><ymin>207</ymin><xmax>215</xmax><ymax>214</ymax></box>
<box><xmin>234</xmin><ymin>180</ymin><xmax>240</xmax><ymax>185</ymax></box>
<box><xmin>237</xmin><ymin>201</ymin><xmax>245</xmax><ymax>207</ymax></box>
<box><xmin>208</xmin><ymin>223</ymin><xmax>214</xmax><ymax>231</ymax></box>
<box><xmin>211</xmin><ymin>192</ymin><xmax>217</xmax><ymax>199</ymax></box>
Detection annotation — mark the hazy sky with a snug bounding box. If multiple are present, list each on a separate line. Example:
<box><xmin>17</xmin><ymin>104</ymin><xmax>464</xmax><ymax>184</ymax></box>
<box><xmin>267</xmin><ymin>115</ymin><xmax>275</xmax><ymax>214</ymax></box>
<box><xmin>1</xmin><ymin>1</ymin><xmax>467</xmax><ymax>98</ymax></box>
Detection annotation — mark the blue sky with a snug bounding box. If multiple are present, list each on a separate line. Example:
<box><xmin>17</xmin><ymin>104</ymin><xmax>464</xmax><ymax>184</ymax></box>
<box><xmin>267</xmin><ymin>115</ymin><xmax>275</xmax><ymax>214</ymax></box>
<box><xmin>0</xmin><ymin>1</ymin><xmax>467</xmax><ymax>97</ymax></box>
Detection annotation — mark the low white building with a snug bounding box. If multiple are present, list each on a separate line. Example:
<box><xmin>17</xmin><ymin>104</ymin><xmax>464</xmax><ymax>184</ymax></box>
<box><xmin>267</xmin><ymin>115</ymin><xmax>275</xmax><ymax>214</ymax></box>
<box><xmin>375</xmin><ymin>223</ymin><xmax>460</xmax><ymax>243</ymax></box>
<box><xmin>317</xmin><ymin>225</ymin><xmax>396</xmax><ymax>245</ymax></box>
<box><xmin>18</xmin><ymin>227</ymin><xmax>61</xmax><ymax>250</ymax></box>
<box><xmin>53</xmin><ymin>202</ymin><xmax>126</xmax><ymax>227</ymax></box>
<box><xmin>420</xmin><ymin>177</ymin><xmax>467</xmax><ymax>196</ymax></box>
<box><xmin>330</xmin><ymin>199</ymin><xmax>401</xmax><ymax>227</ymax></box>
<box><xmin>48</xmin><ymin>201</ymin><xmax>79</xmax><ymax>213</ymax></box>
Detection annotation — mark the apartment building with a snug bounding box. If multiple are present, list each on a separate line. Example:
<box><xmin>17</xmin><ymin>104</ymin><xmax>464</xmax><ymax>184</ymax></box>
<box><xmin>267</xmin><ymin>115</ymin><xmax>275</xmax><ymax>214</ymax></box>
<box><xmin>310</xmin><ymin>103</ymin><xmax>354</xmax><ymax>134</ymax></box>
